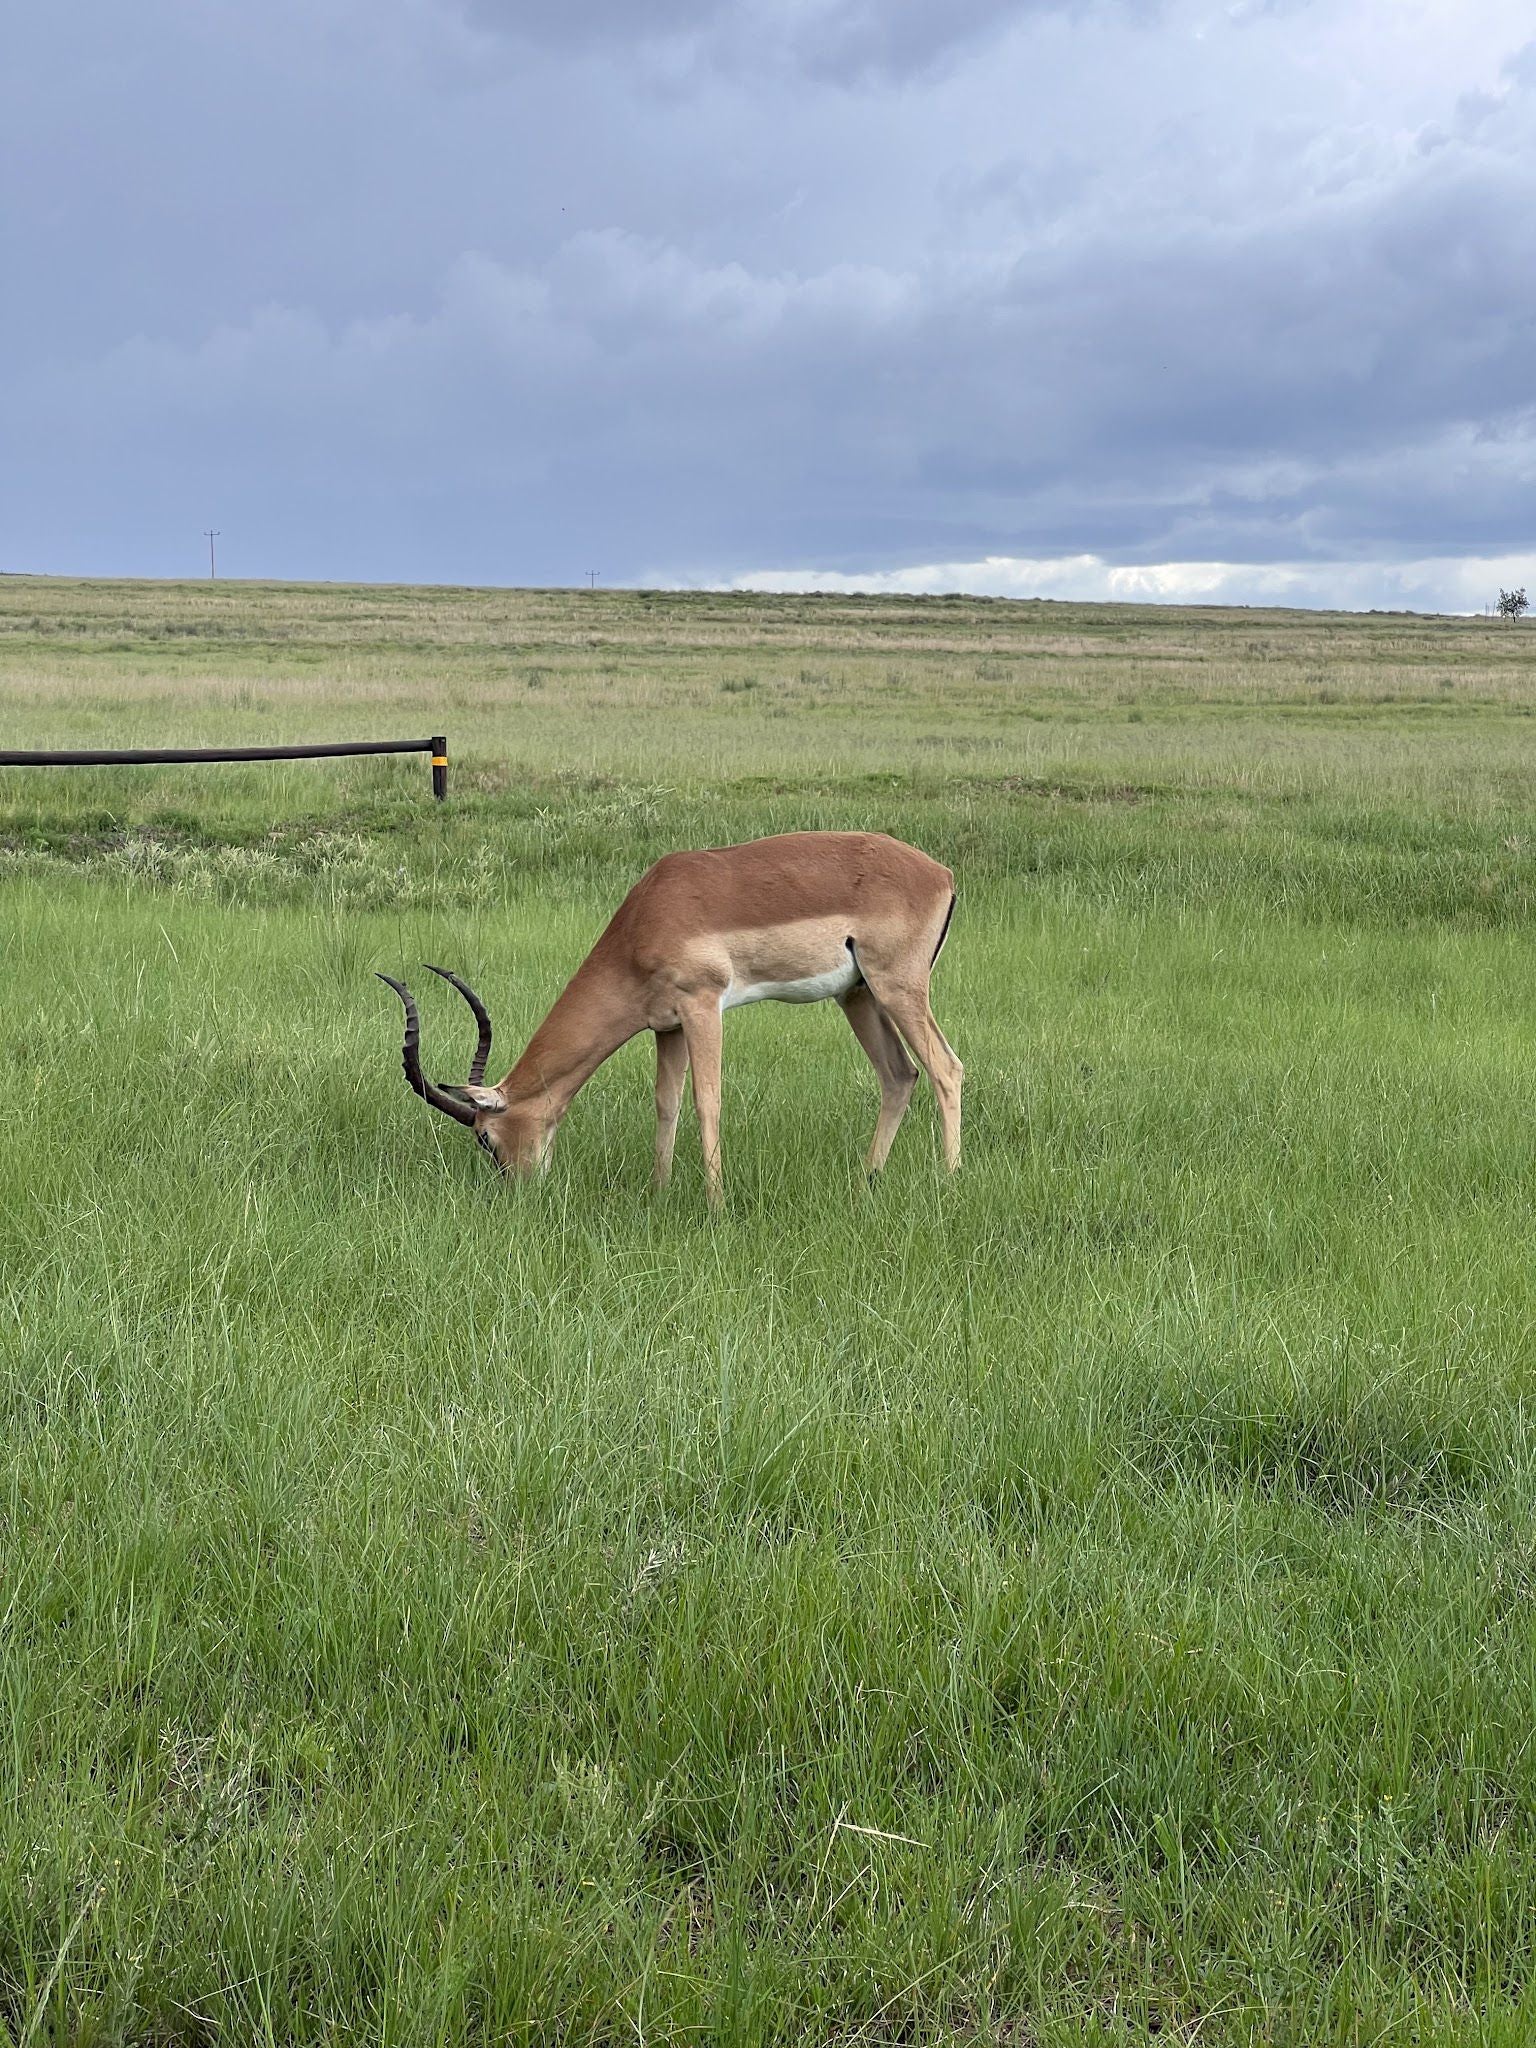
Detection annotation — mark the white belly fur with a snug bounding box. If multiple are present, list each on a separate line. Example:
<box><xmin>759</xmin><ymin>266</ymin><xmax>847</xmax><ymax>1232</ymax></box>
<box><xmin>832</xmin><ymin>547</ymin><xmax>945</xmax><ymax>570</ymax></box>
<box><xmin>722</xmin><ymin>956</ymin><xmax>860</xmax><ymax>1010</ymax></box>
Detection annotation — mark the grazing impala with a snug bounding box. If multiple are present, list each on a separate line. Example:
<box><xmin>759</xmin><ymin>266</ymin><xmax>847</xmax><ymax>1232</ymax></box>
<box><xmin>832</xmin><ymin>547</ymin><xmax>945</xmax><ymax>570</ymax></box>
<box><xmin>379</xmin><ymin>831</ymin><xmax>960</xmax><ymax>1203</ymax></box>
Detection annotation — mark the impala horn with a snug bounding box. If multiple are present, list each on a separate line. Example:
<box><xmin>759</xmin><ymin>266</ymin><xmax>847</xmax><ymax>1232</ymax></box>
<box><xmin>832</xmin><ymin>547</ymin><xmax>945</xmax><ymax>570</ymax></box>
<box><xmin>377</xmin><ymin>974</ymin><xmax>477</xmax><ymax>1127</ymax></box>
<box><xmin>423</xmin><ymin>964</ymin><xmax>494</xmax><ymax>1083</ymax></box>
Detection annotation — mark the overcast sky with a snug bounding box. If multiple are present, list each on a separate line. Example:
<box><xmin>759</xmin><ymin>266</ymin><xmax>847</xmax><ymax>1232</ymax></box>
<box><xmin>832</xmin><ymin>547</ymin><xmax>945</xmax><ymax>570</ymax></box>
<box><xmin>4</xmin><ymin>0</ymin><xmax>1533</xmax><ymax>609</ymax></box>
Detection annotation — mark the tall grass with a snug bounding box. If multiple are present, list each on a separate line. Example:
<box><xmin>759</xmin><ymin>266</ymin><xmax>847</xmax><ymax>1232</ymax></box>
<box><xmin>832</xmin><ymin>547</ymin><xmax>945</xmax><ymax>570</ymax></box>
<box><xmin>2</xmin><ymin>581</ymin><xmax>1536</xmax><ymax>2042</ymax></box>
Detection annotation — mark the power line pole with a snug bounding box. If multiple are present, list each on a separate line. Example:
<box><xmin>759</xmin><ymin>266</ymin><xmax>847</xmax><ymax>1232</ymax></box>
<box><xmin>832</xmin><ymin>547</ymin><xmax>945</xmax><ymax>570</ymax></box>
<box><xmin>586</xmin><ymin>569</ymin><xmax>599</xmax><ymax>589</ymax></box>
<box><xmin>204</xmin><ymin>530</ymin><xmax>220</xmax><ymax>580</ymax></box>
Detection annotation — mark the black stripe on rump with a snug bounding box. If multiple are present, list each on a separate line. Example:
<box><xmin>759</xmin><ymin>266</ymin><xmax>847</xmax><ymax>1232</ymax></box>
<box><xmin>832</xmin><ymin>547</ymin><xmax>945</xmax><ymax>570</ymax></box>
<box><xmin>931</xmin><ymin>894</ymin><xmax>957</xmax><ymax>966</ymax></box>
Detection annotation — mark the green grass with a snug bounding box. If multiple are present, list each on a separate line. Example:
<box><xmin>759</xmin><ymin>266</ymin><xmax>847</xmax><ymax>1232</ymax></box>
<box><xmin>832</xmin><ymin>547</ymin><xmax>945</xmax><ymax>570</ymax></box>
<box><xmin>3</xmin><ymin>578</ymin><xmax>1536</xmax><ymax>2042</ymax></box>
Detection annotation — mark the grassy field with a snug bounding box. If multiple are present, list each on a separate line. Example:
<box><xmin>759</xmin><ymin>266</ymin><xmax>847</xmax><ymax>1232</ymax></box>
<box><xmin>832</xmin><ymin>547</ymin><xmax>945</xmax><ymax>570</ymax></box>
<box><xmin>3</xmin><ymin>576</ymin><xmax>1536</xmax><ymax>2044</ymax></box>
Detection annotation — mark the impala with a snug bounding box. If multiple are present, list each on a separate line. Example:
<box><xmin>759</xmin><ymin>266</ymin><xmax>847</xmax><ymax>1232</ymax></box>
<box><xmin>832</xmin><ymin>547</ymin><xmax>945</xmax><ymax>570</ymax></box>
<box><xmin>378</xmin><ymin>830</ymin><xmax>960</xmax><ymax>1202</ymax></box>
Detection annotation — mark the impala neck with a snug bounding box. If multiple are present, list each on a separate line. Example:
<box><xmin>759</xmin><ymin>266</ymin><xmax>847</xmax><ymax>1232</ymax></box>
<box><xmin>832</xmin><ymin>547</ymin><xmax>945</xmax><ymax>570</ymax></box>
<box><xmin>499</xmin><ymin>950</ymin><xmax>641</xmax><ymax>1125</ymax></box>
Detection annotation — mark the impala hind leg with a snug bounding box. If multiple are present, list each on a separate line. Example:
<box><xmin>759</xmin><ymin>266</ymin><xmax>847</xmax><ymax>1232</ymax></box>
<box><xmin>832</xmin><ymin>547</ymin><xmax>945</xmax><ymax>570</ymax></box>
<box><xmin>677</xmin><ymin>995</ymin><xmax>725</xmax><ymax>1208</ymax></box>
<box><xmin>852</xmin><ymin>963</ymin><xmax>963</xmax><ymax>1171</ymax></box>
<box><xmin>653</xmin><ymin>1027</ymin><xmax>689</xmax><ymax>1188</ymax></box>
<box><xmin>840</xmin><ymin>984</ymin><xmax>918</xmax><ymax>1173</ymax></box>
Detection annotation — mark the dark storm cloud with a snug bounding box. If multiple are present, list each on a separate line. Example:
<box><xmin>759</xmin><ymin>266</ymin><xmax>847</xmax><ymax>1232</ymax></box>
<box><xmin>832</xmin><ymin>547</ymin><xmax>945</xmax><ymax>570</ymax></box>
<box><xmin>2</xmin><ymin>0</ymin><xmax>1534</xmax><ymax>605</ymax></box>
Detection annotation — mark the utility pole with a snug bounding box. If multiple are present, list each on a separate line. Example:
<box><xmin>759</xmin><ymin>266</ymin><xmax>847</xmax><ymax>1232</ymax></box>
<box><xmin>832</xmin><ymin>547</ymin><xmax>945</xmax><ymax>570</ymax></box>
<box><xmin>204</xmin><ymin>530</ymin><xmax>220</xmax><ymax>580</ymax></box>
<box><xmin>586</xmin><ymin>569</ymin><xmax>599</xmax><ymax>589</ymax></box>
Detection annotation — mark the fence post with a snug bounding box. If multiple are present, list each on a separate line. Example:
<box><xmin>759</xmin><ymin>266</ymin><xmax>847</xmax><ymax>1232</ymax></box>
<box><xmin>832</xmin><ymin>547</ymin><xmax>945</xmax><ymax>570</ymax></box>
<box><xmin>430</xmin><ymin>736</ymin><xmax>448</xmax><ymax>803</ymax></box>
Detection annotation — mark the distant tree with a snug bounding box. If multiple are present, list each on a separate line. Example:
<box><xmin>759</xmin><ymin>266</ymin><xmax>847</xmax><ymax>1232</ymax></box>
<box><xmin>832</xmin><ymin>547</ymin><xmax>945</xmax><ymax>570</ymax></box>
<box><xmin>1497</xmin><ymin>587</ymin><xmax>1529</xmax><ymax>620</ymax></box>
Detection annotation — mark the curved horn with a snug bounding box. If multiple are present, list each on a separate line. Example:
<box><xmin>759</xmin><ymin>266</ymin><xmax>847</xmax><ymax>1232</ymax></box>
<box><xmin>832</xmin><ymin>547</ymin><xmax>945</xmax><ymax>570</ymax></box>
<box><xmin>376</xmin><ymin>975</ymin><xmax>477</xmax><ymax>1127</ymax></box>
<box><xmin>423</xmin><ymin>964</ymin><xmax>494</xmax><ymax>1084</ymax></box>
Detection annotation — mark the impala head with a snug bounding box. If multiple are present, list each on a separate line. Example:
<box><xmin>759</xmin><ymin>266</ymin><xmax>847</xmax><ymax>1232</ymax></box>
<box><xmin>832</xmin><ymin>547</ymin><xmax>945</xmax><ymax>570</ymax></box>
<box><xmin>378</xmin><ymin>966</ymin><xmax>543</xmax><ymax>1174</ymax></box>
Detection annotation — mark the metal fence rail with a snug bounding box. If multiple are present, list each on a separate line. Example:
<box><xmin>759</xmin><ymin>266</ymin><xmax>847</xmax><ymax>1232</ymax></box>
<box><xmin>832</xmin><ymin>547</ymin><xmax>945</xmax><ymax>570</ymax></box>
<box><xmin>0</xmin><ymin>734</ymin><xmax>449</xmax><ymax>800</ymax></box>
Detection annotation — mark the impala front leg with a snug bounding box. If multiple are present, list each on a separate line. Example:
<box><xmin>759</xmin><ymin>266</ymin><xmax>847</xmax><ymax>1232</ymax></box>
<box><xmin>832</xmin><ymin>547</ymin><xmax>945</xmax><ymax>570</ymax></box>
<box><xmin>653</xmin><ymin>1027</ymin><xmax>689</xmax><ymax>1189</ymax></box>
<box><xmin>677</xmin><ymin>995</ymin><xmax>725</xmax><ymax>1208</ymax></box>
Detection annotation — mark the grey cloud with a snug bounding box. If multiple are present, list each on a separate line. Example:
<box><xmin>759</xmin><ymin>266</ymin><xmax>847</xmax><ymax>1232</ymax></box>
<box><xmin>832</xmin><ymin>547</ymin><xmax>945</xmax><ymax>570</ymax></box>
<box><xmin>22</xmin><ymin>112</ymin><xmax>1536</xmax><ymax>582</ymax></box>
<box><xmin>457</xmin><ymin>0</ymin><xmax>1062</xmax><ymax>81</ymax></box>
<box><xmin>458</xmin><ymin>0</ymin><xmax>723</xmax><ymax>46</ymax></box>
<box><xmin>3</xmin><ymin>0</ymin><xmax>1535</xmax><ymax>597</ymax></box>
